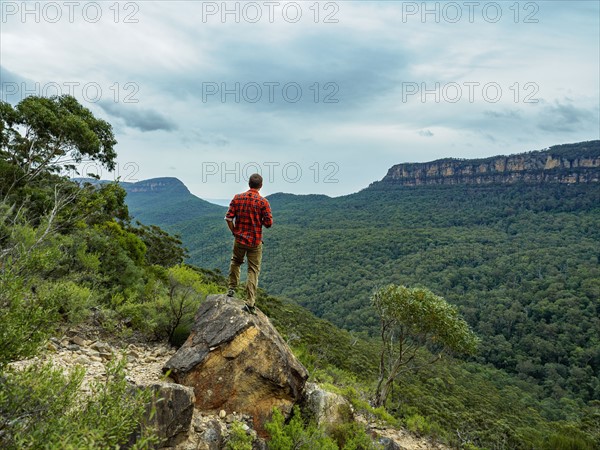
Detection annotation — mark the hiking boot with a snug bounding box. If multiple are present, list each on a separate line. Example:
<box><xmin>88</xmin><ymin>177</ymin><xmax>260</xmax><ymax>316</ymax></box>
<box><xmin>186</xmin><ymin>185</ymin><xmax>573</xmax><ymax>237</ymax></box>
<box><xmin>227</xmin><ymin>288</ymin><xmax>235</xmax><ymax>297</ymax></box>
<box><xmin>242</xmin><ymin>304</ymin><xmax>256</xmax><ymax>315</ymax></box>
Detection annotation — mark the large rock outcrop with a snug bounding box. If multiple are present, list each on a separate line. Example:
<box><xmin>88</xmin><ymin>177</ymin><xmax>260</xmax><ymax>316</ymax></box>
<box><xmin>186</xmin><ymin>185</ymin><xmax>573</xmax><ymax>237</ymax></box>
<box><xmin>163</xmin><ymin>294</ymin><xmax>308</xmax><ymax>437</ymax></box>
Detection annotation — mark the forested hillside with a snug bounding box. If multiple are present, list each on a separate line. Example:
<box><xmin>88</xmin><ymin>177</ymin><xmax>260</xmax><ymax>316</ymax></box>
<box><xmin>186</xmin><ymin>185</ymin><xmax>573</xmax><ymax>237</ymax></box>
<box><xmin>262</xmin><ymin>182</ymin><xmax>600</xmax><ymax>403</ymax></box>
<box><xmin>3</xmin><ymin>97</ymin><xmax>599</xmax><ymax>448</ymax></box>
<box><xmin>130</xmin><ymin>142</ymin><xmax>600</xmax><ymax>408</ymax></box>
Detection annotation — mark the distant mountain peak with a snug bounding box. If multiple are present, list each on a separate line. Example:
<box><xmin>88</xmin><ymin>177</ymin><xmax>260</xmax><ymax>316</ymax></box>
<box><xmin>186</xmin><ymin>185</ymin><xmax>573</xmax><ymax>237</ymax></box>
<box><xmin>125</xmin><ymin>177</ymin><xmax>190</xmax><ymax>194</ymax></box>
<box><xmin>378</xmin><ymin>140</ymin><xmax>600</xmax><ymax>187</ymax></box>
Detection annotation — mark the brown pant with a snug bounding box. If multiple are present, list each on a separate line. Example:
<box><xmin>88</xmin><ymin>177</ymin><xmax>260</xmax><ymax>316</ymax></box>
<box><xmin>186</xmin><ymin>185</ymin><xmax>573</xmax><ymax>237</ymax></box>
<box><xmin>228</xmin><ymin>241</ymin><xmax>263</xmax><ymax>307</ymax></box>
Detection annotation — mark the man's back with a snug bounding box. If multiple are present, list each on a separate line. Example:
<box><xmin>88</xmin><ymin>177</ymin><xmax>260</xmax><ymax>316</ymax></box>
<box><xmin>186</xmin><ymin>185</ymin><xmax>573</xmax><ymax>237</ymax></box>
<box><xmin>226</xmin><ymin>188</ymin><xmax>272</xmax><ymax>247</ymax></box>
<box><xmin>225</xmin><ymin>173</ymin><xmax>273</xmax><ymax>312</ymax></box>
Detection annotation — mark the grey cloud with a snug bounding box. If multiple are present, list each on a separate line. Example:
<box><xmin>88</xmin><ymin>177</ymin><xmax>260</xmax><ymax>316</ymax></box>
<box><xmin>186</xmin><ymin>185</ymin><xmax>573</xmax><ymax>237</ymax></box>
<box><xmin>484</xmin><ymin>109</ymin><xmax>522</xmax><ymax>120</ymax></box>
<box><xmin>0</xmin><ymin>66</ymin><xmax>35</xmax><ymax>104</ymax></box>
<box><xmin>98</xmin><ymin>100</ymin><xmax>176</xmax><ymax>132</ymax></box>
<box><xmin>181</xmin><ymin>130</ymin><xmax>230</xmax><ymax>148</ymax></box>
<box><xmin>537</xmin><ymin>100</ymin><xmax>597</xmax><ymax>133</ymax></box>
<box><xmin>149</xmin><ymin>32</ymin><xmax>410</xmax><ymax>118</ymax></box>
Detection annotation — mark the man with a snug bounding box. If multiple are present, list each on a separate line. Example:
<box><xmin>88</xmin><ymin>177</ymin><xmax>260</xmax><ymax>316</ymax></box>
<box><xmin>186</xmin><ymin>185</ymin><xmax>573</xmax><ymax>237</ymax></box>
<box><xmin>225</xmin><ymin>173</ymin><xmax>273</xmax><ymax>314</ymax></box>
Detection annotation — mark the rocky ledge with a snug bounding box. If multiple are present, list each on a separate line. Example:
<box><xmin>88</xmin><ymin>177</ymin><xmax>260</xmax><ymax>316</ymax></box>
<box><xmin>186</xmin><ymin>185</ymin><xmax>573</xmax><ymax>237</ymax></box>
<box><xmin>164</xmin><ymin>294</ymin><xmax>309</xmax><ymax>437</ymax></box>
<box><xmin>10</xmin><ymin>302</ymin><xmax>448</xmax><ymax>450</ymax></box>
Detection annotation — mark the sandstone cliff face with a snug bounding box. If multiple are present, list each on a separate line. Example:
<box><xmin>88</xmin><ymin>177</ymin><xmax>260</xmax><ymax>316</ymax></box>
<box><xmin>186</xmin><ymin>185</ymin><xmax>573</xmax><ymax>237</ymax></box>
<box><xmin>380</xmin><ymin>141</ymin><xmax>600</xmax><ymax>186</ymax></box>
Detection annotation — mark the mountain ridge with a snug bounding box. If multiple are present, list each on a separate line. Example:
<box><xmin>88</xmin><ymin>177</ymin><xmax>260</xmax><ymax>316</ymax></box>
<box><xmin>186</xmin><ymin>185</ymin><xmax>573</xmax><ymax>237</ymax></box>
<box><xmin>374</xmin><ymin>140</ymin><xmax>600</xmax><ymax>187</ymax></box>
<box><xmin>75</xmin><ymin>140</ymin><xmax>600</xmax><ymax>202</ymax></box>
<box><xmin>119</xmin><ymin>177</ymin><xmax>224</xmax><ymax>226</ymax></box>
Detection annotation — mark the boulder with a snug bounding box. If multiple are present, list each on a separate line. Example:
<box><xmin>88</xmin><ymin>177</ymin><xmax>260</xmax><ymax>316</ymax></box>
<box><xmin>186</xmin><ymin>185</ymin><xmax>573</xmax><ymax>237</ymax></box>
<box><xmin>377</xmin><ymin>436</ymin><xmax>403</xmax><ymax>450</ymax></box>
<box><xmin>302</xmin><ymin>382</ymin><xmax>353</xmax><ymax>427</ymax></box>
<box><xmin>196</xmin><ymin>419</ymin><xmax>225</xmax><ymax>450</ymax></box>
<box><xmin>163</xmin><ymin>294</ymin><xmax>308</xmax><ymax>437</ymax></box>
<box><xmin>148</xmin><ymin>382</ymin><xmax>195</xmax><ymax>446</ymax></box>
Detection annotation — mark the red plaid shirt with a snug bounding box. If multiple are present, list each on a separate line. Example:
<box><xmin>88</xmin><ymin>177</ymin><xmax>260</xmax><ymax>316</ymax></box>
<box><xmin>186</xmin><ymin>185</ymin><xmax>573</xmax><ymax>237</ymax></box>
<box><xmin>225</xmin><ymin>188</ymin><xmax>273</xmax><ymax>247</ymax></box>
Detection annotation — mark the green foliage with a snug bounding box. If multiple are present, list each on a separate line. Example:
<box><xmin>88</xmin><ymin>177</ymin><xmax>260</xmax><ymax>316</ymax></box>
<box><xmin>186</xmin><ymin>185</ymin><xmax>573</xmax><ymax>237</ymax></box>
<box><xmin>0</xmin><ymin>97</ymin><xmax>200</xmax><ymax>448</ymax></box>
<box><xmin>0</xmin><ymin>357</ymin><xmax>158</xmax><ymax>449</ymax></box>
<box><xmin>371</xmin><ymin>284</ymin><xmax>478</xmax><ymax>407</ymax></box>
<box><xmin>38</xmin><ymin>279</ymin><xmax>94</xmax><ymax>324</ymax></box>
<box><xmin>265</xmin><ymin>405</ymin><xmax>380</xmax><ymax>450</ymax></box>
<box><xmin>116</xmin><ymin>264</ymin><xmax>221</xmax><ymax>343</ymax></box>
<box><xmin>226</xmin><ymin>421</ymin><xmax>254</xmax><ymax>450</ymax></box>
<box><xmin>0</xmin><ymin>95</ymin><xmax>116</xmax><ymax>185</ymax></box>
<box><xmin>265</xmin><ymin>406</ymin><xmax>338</xmax><ymax>450</ymax></box>
<box><xmin>87</xmin><ymin>220</ymin><xmax>147</xmax><ymax>301</ymax></box>
<box><xmin>404</xmin><ymin>414</ymin><xmax>444</xmax><ymax>438</ymax></box>
<box><xmin>132</xmin><ymin>221</ymin><xmax>188</xmax><ymax>267</ymax></box>
<box><xmin>75</xmin><ymin>180</ymin><xmax>131</xmax><ymax>225</ymax></box>
<box><xmin>327</xmin><ymin>422</ymin><xmax>382</xmax><ymax>450</ymax></box>
<box><xmin>543</xmin><ymin>433</ymin><xmax>594</xmax><ymax>450</ymax></box>
<box><xmin>372</xmin><ymin>285</ymin><xmax>479</xmax><ymax>355</ymax></box>
<box><xmin>2</xmin><ymin>124</ymin><xmax>597</xmax><ymax>450</ymax></box>
<box><xmin>0</xmin><ymin>208</ymin><xmax>64</xmax><ymax>367</ymax></box>
<box><xmin>165</xmin><ymin>174</ymin><xmax>600</xmax><ymax>407</ymax></box>
<box><xmin>0</xmin><ymin>275</ymin><xmax>59</xmax><ymax>368</ymax></box>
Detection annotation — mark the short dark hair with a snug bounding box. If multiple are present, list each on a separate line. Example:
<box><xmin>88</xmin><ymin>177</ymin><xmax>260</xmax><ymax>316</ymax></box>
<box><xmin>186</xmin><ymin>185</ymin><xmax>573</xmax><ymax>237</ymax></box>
<box><xmin>249</xmin><ymin>173</ymin><xmax>263</xmax><ymax>189</ymax></box>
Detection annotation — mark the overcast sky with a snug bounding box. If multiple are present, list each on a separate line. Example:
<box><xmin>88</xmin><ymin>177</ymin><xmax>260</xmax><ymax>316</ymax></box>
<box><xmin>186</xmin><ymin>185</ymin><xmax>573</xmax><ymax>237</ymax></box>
<box><xmin>1</xmin><ymin>1</ymin><xmax>599</xmax><ymax>200</ymax></box>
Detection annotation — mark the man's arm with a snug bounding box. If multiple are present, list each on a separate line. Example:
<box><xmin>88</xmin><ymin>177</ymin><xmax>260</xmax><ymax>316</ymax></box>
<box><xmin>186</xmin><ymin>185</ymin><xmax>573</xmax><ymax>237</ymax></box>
<box><xmin>225</xmin><ymin>196</ymin><xmax>237</xmax><ymax>236</ymax></box>
<box><xmin>261</xmin><ymin>199</ymin><xmax>273</xmax><ymax>228</ymax></box>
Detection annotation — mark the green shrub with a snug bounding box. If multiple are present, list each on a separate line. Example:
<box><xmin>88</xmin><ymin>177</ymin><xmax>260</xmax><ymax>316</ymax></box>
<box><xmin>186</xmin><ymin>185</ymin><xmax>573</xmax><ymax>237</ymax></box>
<box><xmin>542</xmin><ymin>425</ymin><xmax>596</xmax><ymax>450</ymax></box>
<box><xmin>117</xmin><ymin>264</ymin><xmax>221</xmax><ymax>343</ymax></box>
<box><xmin>327</xmin><ymin>422</ymin><xmax>382</xmax><ymax>450</ymax></box>
<box><xmin>38</xmin><ymin>279</ymin><xmax>94</xmax><ymax>324</ymax></box>
<box><xmin>405</xmin><ymin>414</ymin><xmax>430</xmax><ymax>436</ymax></box>
<box><xmin>0</xmin><ymin>274</ymin><xmax>59</xmax><ymax>367</ymax></box>
<box><xmin>0</xmin><ymin>357</ymin><xmax>158</xmax><ymax>449</ymax></box>
<box><xmin>226</xmin><ymin>421</ymin><xmax>254</xmax><ymax>450</ymax></box>
<box><xmin>265</xmin><ymin>406</ymin><xmax>338</xmax><ymax>450</ymax></box>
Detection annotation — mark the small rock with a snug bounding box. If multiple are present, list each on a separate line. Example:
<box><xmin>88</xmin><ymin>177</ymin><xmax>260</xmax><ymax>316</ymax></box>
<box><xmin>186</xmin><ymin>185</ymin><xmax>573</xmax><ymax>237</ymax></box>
<box><xmin>91</xmin><ymin>341</ymin><xmax>109</xmax><ymax>352</ymax></box>
<box><xmin>70</xmin><ymin>336</ymin><xmax>86</xmax><ymax>347</ymax></box>
<box><xmin>378</xmin><ymin>437</ymin><xmax>402</xmax><ymax>450</ymax></box>
<box><xmin>74</xmin><ymin>355</ymin><xmax>90</xmax><ymax>365</ymax></box>
<box><xmin>46</xmin><ymin>341</ymin><xmax>58</xmax><ymax>352</ymax></box>
<box><xmin>67</xmin><ymin>344</ymin><xmax>80</xmax><ymax>352</ymax></box>
<box><xmin>219</xmin><ymin>410</ymin><xmax>226</xmax><ymax>419</ymax></box>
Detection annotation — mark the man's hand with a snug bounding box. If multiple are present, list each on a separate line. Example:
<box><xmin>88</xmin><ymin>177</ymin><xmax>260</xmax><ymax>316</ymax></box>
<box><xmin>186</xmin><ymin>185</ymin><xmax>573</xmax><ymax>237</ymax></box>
<box><xmin>226</xmin><ymin>219</ymin><xmax>236</xmax><ymax>236</ymax></box>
